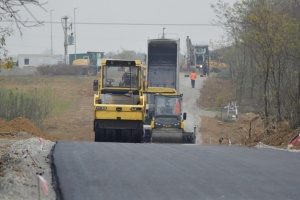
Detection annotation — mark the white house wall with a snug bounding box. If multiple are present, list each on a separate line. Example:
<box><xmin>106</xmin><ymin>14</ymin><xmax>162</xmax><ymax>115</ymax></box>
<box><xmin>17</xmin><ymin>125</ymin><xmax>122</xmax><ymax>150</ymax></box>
<box><xmin>18</xmin><ymin>54</ymin><xmax>63</xmax><ymax>68</ymax></box>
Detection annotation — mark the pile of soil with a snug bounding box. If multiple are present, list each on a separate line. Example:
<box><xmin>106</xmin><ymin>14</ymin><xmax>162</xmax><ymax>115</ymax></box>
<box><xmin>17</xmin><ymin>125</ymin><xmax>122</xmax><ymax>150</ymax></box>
<box><xmin>199</xmin><ymin>77</ymin><xmax>300</xmax><ymax>149</ymax></box>
<box><xmin>0</xmin><ymin>118</ymin><xmax>57</xmax><ymax>142</ymax></box>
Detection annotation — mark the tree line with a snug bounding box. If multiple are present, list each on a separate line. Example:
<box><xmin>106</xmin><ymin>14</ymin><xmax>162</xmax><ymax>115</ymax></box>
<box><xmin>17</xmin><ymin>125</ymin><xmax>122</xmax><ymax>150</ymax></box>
<box><xmin>212</xmin><ymin>0</ymin><xmax>300</xmax><ymax>129</ymax></box>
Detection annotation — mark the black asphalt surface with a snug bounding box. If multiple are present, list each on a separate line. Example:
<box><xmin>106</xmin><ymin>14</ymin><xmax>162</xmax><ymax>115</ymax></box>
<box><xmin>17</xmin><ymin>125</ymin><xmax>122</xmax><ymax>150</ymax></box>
<box><xmin>52</xmin><ymin>142</ymin><xmax>300</xmax><ymax>200</ymax></box>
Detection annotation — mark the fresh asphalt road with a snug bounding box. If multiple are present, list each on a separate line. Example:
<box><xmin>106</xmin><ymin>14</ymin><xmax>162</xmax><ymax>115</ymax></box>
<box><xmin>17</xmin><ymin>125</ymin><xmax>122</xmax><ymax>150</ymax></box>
<box><xmin>53</xmin><ymin>141</ymin><xmax>300</xmax><ymax>200</ymax></box>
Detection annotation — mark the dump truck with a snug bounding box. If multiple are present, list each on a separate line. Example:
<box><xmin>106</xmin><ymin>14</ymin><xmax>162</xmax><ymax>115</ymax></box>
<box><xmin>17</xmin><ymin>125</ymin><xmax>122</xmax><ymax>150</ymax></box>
<box><xmin>93</xmin><ymin>59</ymin><xmax>146</xmax><ymax>143</ymax></box>
<box><xmin>144</xmin><ymin>35</ymin><xmax>195</xmax><ymax>143</ymax></box>
<box><xmin>71</xmin><ymin>52</ymin><xmax>104</xmax><ymax>76</ymax></box>
<box><xmin>147</xmin><ymin>37</ymin><xmax>180</xmax><ymax>90</ymax></box>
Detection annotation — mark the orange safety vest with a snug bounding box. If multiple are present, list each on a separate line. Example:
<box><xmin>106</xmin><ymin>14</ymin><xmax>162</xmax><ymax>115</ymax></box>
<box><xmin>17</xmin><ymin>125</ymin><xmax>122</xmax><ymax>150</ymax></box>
<box><xmin>190</xmin><ymin>72</ymin><xmax>197</xmax><ymax>80</ymax></box>
<box><xmin>175</xmin><ymin>100</ymin><xmax>180</xmax><ymax>114</ymax></box>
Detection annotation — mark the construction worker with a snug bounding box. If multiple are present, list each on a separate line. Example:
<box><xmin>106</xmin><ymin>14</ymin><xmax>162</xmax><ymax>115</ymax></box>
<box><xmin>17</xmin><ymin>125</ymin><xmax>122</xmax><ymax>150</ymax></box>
<box><xmin>190</xmin><ymin>71</ymin><xmax>197</xmax><ymax>88</ymax></box>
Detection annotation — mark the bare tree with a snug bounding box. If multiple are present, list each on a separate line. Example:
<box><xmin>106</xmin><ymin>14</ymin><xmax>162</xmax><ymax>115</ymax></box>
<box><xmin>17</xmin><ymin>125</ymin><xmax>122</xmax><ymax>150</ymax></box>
<box><xmin>0</xmin><ymin>0</ymin><xmax>46</xmax><ymax>57</ymax></box>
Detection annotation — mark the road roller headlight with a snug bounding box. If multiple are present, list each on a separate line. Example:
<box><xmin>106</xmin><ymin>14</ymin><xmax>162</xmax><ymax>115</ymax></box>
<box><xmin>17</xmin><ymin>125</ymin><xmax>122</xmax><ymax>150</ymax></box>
<box><xmin>96</xmin><ymin>106</ymin><xmax>107</xmax><ymax>110</ymax></box>
<box><xmin>155</xmin><ymin>122</ymin><xmax>161</xmax><ymax>126</ymax></box>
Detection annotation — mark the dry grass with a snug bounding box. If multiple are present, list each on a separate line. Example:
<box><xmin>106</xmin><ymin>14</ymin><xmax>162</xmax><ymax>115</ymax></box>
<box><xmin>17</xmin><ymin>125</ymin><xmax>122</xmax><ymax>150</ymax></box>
<box><xmin>0</xmin><ymin>75</ymin><xmax>96</xmax><ymax>141</ymax></box>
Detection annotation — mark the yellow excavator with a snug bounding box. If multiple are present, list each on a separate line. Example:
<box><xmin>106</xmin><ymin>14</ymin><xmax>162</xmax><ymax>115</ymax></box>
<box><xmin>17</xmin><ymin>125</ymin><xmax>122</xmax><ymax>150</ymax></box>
<box><xmin>93</xmin><ymin>59</ymin><xmax>146</xmax><ymax>143</ymax></box>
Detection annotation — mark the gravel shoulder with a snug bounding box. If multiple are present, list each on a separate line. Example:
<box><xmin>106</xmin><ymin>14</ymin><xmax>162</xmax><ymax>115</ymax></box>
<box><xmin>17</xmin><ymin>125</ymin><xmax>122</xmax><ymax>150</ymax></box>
<box><xmin>0</xmin><ymin>133</ymin><xmax>56</xmax><ymax>199</ymax></box>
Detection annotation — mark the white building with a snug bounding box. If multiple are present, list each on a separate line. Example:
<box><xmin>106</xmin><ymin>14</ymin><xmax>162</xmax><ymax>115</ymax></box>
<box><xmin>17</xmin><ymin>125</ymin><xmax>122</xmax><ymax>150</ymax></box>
<box><xmin>18</xmin><ymin>54</ymin><xmax>63</xmax><ymax>68</ymax></box>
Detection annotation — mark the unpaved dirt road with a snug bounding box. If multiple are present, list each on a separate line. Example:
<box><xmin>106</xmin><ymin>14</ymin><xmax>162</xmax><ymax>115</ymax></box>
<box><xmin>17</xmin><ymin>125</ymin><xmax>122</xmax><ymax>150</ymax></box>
<box><xmin>180</xmin><ymin>72</ymin><xmax>216</xmax><ymax>144</ymax></box>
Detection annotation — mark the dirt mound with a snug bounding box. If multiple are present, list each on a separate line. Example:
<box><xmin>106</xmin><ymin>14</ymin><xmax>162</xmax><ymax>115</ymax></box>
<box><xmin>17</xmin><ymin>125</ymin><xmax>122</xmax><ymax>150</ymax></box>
<box><xmin>248</xmin><ymin>120</ymin><xmax>297</xmax><ymax>149</ymax></box>
<box><xmin>198</xmin><ymin>76</ymin><xmax>300</xmax><ymax>149</ymax></box>
<box><xmin>0</xmin><ymin>118</ymin><xmax>57</xmax><ymax>141</ymax></box>
<box><xmin>200</xmin><ymin>113</ymin><xmax>298</xmax><ymax>148</ymax></box>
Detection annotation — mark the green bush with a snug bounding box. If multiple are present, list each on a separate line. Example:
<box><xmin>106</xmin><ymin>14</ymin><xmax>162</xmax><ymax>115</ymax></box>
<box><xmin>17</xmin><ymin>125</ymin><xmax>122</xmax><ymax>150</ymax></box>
<box><xmin>0</xmin><ymin>87</ymin><xmax>54</xmax><ymax>127</ymax></box>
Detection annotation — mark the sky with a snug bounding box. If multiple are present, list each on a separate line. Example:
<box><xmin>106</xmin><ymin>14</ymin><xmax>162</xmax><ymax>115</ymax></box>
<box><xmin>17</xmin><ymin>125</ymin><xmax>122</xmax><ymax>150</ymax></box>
<box><xmin>4</xmin><ymin>0</ymin><xmax>237</xmax><ymax>57</ymax></box>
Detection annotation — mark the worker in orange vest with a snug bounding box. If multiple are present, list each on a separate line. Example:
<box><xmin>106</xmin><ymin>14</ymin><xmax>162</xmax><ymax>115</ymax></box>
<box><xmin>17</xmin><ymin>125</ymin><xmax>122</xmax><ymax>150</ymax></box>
<box><xmin>190</xmin><ymin>71</ymin><xmax>197</xmax><ymax>88</ymax></box>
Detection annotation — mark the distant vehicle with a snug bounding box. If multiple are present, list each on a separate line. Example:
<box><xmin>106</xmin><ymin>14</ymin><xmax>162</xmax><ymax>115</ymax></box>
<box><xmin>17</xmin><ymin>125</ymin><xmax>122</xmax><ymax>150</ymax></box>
<box><xmin>0</xmin><ymin>57</ymin><xmax>14</xmax><ymax>70</ymax></box>
<box><xmin>185</xmin><ymin>36</ymin><xmax>210</xmax><ymax>75</ymax></box>
<box><xmin>70</xmin><ymin>52</ymin><xmax>104</xmax><ymax>76</ymax></box>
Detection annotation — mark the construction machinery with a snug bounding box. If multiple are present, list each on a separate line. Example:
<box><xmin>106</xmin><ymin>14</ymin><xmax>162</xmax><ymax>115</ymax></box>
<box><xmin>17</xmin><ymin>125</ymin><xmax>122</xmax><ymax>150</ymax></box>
<box><xmin>144</xmin><ymin>32</ymin><xmax>195</xmax><ymax>143</ymax></box>
<box><xmin>71</xmin><ymin>52</ymin><xmax>104</xmax><ymax>76</ymax></box>
<box><xmin>93</xmin><ymin>59</ymin><xmax>146</xmax><ymax>143</ymax></box>
<box><xmin>185</xmin><ymin>36</ymin><xmax>210</xmax><ymax>75</ymax></box>
<box><xmin>0</xmin><ymin>57</ymin><xmax>14</xmax><ymax>74</ymax></box>
<box><xmin>147</xmin><ymin>37</ymin><xmax>180</xmax><ymax>90</ymax></box>
<box><xmin>0</xmin><ymin>57</ymin><xmax>13</xmax><ymax>69</ymax></box>
<box><xmin>144</xmin><ymin>87</ymin><xmax>195</xmax><ymax>143</ymax></box>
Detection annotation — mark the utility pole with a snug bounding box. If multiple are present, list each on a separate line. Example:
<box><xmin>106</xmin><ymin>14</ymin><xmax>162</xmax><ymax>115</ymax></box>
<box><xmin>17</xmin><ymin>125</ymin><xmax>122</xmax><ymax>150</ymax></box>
<box><xmin>74</xmin><ymin>8</ymin><xmax>78</xmax><ymax>60</ymax></box>
<box><xmin>50</xmin><ymin>10</ymin><xmax>54</xmax><ymax>55</ymax></box>
<box><xmin>162</xmin><ymin>27</ymin><xmax>166</xmax><ymax>39</ymax></box>
<box><xmin>62</xmin><ymin>16</ymin><xmax>68</xmax><ymax>64</ymax></box>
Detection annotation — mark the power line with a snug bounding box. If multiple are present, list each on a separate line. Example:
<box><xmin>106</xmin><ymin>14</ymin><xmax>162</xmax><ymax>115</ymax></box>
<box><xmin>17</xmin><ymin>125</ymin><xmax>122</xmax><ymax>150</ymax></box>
<box><xmin>2</xmin><ymin>20</ymin><xmax>218</xmax><ymax>26</ymax></box>
<box><xmin>65</xmin><ymin>22</ymin><xmax>218</xmax><ymax>26</ymax></box>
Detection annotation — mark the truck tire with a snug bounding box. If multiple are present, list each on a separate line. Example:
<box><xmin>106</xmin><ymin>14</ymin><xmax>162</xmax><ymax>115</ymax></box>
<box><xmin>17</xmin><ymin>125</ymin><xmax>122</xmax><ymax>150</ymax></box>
<box><xmin>87</xmin><ymin>67</ymin><xmax>97</xmax><ymax>76</ymax></box>
<box><xmin>73</xmin><ymin>66</ymin><xmax>85</xmax><ymax>75</ymax></box>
